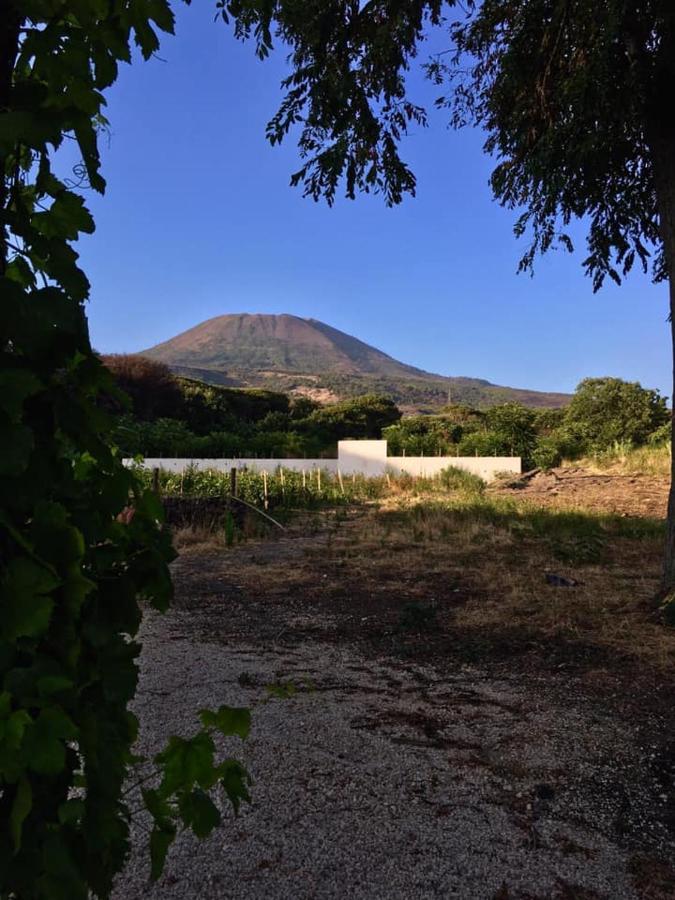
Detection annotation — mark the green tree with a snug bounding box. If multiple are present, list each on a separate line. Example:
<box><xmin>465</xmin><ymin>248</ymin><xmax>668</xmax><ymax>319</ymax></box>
<box><xmin>223</xmin><ymin>0</ymin><xmax>675</xmax><ymax>589</ymax></box>
<box><xmin>305</xmin><ymin>394</ymin><xmax>401</xmax><ymax>441</ymax></box>
<box><xmin>382</xmin><ymin>414</ymin><xmax>463</xmax><ymax>454</ymax></box>
<box><xmin>1</xmin><ymin>4</ymin><xmax>250</xmax><ymax>898</ymax></box>
<box><xmin>484</xmin><ymin>403</ymin><xmax>537</xmax><ymax>459</ymax></box>
<box><xmin>102</xmin><ymin>354</ymin><xmax>183</xmax><ymax>421</ymax></box>
<box><xmin>565</xmin><ymin>377</ymin><xmax>669</xmax><ymax>450</ymax></box>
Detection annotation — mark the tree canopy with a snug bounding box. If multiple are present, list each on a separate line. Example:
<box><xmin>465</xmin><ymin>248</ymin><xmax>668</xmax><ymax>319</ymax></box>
<box><xmin>566</xmin><ymin>376</ymin><xmax>669</xmax><ymax>450</ymax></box>
<box><xmin>223</xmin><ymin>0</ymin><xmax>674</xmax><ymax>289</ymax></box>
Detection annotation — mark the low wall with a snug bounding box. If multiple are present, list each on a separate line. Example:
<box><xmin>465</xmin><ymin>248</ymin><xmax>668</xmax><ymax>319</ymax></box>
<box><xmin>387</xmin><ymin>456</ymin><xmax>520</xmax><ymax>482</ymax></box>
<box><xmin>126</xmin><ymin>454</ymin><xmax>520</xmax><ymax>482</ymax></box>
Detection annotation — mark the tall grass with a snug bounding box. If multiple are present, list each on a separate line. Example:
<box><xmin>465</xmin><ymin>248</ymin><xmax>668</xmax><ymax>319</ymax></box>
<box><xmin>575</xmin><ymin>440</ymin><xmax>671</xmax><ymax>476</ymax></box>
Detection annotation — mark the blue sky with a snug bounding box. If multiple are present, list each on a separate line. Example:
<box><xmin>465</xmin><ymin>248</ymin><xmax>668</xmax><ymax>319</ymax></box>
<box><xmin>66</xmin><ymin>4</ymin><xmax>670</xmax><ymax>398</ymax></box>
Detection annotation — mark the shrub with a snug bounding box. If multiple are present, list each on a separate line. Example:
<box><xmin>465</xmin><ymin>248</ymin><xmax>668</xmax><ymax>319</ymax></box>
<box><xmin>649</xmin><ymin>421</ymin><xmax>672</xmax><ymax>446</ymax></box>
<box><xmin>565</xmin><ymin>377</ymin><xmax>669</xmax><ymax>450</ymax></box>
<box><xmin>531</xmin><ymin>437</ymin><xmax>562</xmax><ymax>470</ymax></box>
<box><xmin>439</xmin><ymin>466</ymin><xmax>485</xmax><ymax>495</ymax></box>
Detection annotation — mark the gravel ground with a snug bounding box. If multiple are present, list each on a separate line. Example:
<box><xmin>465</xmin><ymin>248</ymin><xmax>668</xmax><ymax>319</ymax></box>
<box><xmin>112</xmin><ymin>607</ymin><xmax>674</xmax><ymax>900</ymax></box>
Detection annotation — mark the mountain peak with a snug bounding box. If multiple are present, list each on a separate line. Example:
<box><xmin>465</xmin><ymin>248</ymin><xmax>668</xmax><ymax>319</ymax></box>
<box><xmin>142</xmin><ymin>313</ymin><xmax>569</xmax><ymax>411</ymax></box>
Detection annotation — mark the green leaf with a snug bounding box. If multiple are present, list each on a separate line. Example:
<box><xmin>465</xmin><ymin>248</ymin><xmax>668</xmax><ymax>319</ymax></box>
<box><xmin>0</xmin><ymin>421</ymin><xmax>34</xmax><ymax>476</ymax></box>
<box><xmin>37</xmin><ymin>675</ymin><xmax>74</xmax><ymax>696</ymax></box>
<box><xmin>0</xmin><ymin>110</ymin><xmax>62</xmax><ymax>154</ymax></box>
<box><xmin>24</xmin><ymin>708</ymin><xmax>78</xmax><ymax>775</ymax></box>
<box><xmin>33</xmin><ymin>192</ymin><xmax>95</xmax><ymax>240</ymax></box>
<box><xmin>199</xmin><ymin>706</ymin><xmax>251</xmax><ymax>740</ymax></box>
<box><xmin>156</xmin><ymin>732</ymin><xmax>216</xmax><ymax>794</ymax></box>
<box><xmin>10</xmin><ymin>776</ymin><xmax>32</xmax><ymax>852</ymax></box>
<box><xmin>0</xmin><ymin>557</ymin><xmax>59</xmax><ymax>639</ymax></box>
<box><xmin>0</xmin><ymin>369</ymin><xmax>42</xmax><ymax>420</ymax></box>
<box><xmin>150</xmin><ymin>825</ymin><xmax>175</xmax><ymax>881</ymax></box>
<box><xmin>3</xmin><ymin>710</ymin><xmax>32</xmax><ymax>751</ymax></box>
<box><xmin>178</xmin><ymin>788</ymin><xmax>221</xmax><ymax>838</ymax></box>
<box><xmin>142</xmin><ymin>787</ymin><xmax>173</xmax><ymax>829</ymax></box>
<box><xmin>39</xmin><ymin>833</ymin><xmax>88</xmax><ymax>900</ymax></box>
<box><xmin>218</xmin><ymin>759</ymin><xmax>252</xmax><ymax>815</ymax></box>
<box><xmin>6</xmin><ymin>256</ymin><xmax>36</xmax><ymax>289</ymax></box>
<box><xmin>31</xmin><ymin>502</ymin><xmax>85</xmax><ymax>565</ymax></box>
<box><xmin>146</xmin><ymin>0</ymin><xmax>176</xmax><ymax>33</ymax></box>
<box><xmin>57</xmin><ymin>798</ymin><xmax>85</xmax><ymax>826</ymax></box>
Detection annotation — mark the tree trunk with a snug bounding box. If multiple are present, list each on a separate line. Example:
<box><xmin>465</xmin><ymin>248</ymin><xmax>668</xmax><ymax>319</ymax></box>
<box><xmin>651</xmin><ymin>132</ymin><xmax>675</xmax><ymax>594</ymax></box>
<box><xmin>0</xmin><ymin>6</ymin><xmax>23</xmax><ymax>275</ymax></box>
<box><xmin>664</xmin><ymin>276</ymin><xmax>675</xmax><ymax>594</ymax></box>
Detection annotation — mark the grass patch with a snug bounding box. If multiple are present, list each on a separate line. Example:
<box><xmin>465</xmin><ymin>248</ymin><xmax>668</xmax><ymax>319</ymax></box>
<box><xmin>358</xmin><ymin>496</ymin><xmax>672</xmax><ymax>669</ymax></box>
<box><xmin>573</xmin><ymin>441</ymin><xmax>671</xmax><ymax>477</ymax></box>
<box><xmin>168</xmin><ymin>465</ymin><xmax>674</xmax><ymax>671</ymax></box>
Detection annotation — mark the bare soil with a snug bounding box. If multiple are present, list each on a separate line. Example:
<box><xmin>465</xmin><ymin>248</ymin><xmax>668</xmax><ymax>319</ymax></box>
<box><xmin>492</xmin><ymin>467</ymin><xmax>669</xmax><ymax>519</ymax></box>
<box><xmin>116</xmin><ymin>467</ymin><xmax>675</xmax><ymax>899</ymax></box>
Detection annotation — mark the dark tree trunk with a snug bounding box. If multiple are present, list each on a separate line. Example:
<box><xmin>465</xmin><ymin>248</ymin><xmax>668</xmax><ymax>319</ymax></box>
<box><xmin>0</xmin><ymin>5</ymin><xmax>23</xmax><ymax>275</ymax></box>
<box><xmin>651</xmin><ymin>132</ymin><xmax>675</xmax><ymax>594</ymax></box>
<box><xmin>665</xmin><ymin>275</ymin><xmax>675</xmax><ymax>594</ymax></box>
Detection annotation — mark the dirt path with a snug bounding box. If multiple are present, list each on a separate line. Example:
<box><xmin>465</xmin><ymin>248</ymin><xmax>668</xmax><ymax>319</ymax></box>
<box><xmin>113</xmin><ymin>516</ymin><xmax>675</xmax><ymax>899</ymax></box>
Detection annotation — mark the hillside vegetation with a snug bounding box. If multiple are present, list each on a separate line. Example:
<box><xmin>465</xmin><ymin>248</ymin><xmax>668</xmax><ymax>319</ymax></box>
<box><xmin>142</xmin><ymin>313</ymin><xmax>571</xmax><ymax>412</ymax></box>
<box><xmin>103</xmin><ymin>355</ymin><xmax>669</xmax><ymax>471</ymax></box>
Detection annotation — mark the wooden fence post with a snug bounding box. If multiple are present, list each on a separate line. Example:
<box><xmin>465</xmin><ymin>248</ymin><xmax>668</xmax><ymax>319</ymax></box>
<box><xmin>152</xmin><ymin>467</ymin><xmax>160</xmax><ymax>495</ymax></box>
<box><xmin>263</xmin><ymin>470</ymin><xmax>269</xmax><ymax>510</ymax></box>
<box><xmin>230</xmin><ymin>467</ymin><xmax>237</xmax><ymax>498</ymax></box>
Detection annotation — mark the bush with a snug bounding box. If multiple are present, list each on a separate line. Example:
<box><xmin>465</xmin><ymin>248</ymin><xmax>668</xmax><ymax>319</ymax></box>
<box><xmin>649</xmin><ymin>421</ymin><xmax>672</xmax><ymax>446</ymax></box>
<box><xmin>565</xmin><ymin>377</ymin><xmax>669</xmax><ymax>450</ymax></box>
<box><xmin>531</xmin><ymin>437</ymin><xmax>562</xmax><ymax>470</ymax></box>
<box><xmin>304</xmin><ymin>394</ymin><xmax>401</xmax><ymax>440</ymax></box>
<box><xmin>458</xmin><ymin>430</ymin><xmax>508</xmax><ymax>457</ymax></box>
<box><xmin>439</xmin><ymin>466</ymin><xmax>485</xmax><ymax>495</ymax></box>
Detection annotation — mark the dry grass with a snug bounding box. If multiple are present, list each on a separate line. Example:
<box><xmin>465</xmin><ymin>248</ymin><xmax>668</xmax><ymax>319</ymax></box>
<box><xmin>172</xmin><ymin>525</ymin><xmax>228</xmax><ymax>553</ymax></box>
<box><xmin>572</xmin><ymin>442</ymin><xmax>671</xmax><ymax>477</ymax></box>
<box><xmin>173</xmin><ymin>470</ymin><xmax>675</xmax><ymax>673</ymax></box>
<box><xmin>364</xmin><ymin>498</ymin><xmax>673</xmax><ymax>668</ymax></box>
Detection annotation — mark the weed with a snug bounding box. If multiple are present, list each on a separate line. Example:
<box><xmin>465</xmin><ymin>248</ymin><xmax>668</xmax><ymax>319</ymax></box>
<box><xmin>224</xmin><ymin>510</ymin><xmax>236</xmax><ymax>546</ymax></box>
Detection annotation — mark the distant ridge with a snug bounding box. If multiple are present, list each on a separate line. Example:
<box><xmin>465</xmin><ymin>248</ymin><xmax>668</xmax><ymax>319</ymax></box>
<box><xmin>143</xmin><ymin>313</ymin><xmax>570</xmax><ymax>412</ymax></box>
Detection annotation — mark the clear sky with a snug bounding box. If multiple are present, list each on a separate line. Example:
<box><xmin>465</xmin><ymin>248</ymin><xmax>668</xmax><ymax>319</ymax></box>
<box><xmin>64</xmin><ymin>4</ymin><xmax>670</xmax><ymax>398</ymax></box>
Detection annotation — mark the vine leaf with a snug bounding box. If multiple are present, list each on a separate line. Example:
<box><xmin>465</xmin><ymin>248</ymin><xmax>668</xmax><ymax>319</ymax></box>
<box><xmin>0</xmin><ymin>558</ymin><xmax>59</xmax><ymax>639</ymax></box>
<box><xmin>10</xmin><ymin>776</ymin><xmax>32</xmax><ymax>852</ymax></box>
<box><xmin>150</xmin><ymin>825</ymin><xmax>176</xmax><ymax>882</ymax></box>
<box><xmin>178</xmin><ymin>788</ymin><xmax>221</xmax><ymax>838</ymax></box>
<box><xmin>199</xmin><ymin>706</ymin><xmax>251</xmax><ymax>740</ymax></box>
<box><xmin>218</xmin><ymin>759</ymin><xmax>252</xmax><ymax>815</ymax></box>
<box><xmin>23</xmin><ymin>709</ymin><xmax>78</xmax><ymax>776</ymax></box>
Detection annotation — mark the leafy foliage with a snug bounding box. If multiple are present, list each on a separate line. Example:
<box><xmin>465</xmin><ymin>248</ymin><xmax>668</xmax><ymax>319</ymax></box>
<box><xmin>303</xmin><ymin>393</ymin><xmax>401</xmax><ymax>441</ymax></box>
<box><xmin>224</xmin><ymin>1</ymin><xmax>674</xmax><ymax>291</ymax></box>
<box><xmin>565</xmin><ymin>377</ymin><xmax>669</xmax><ymax>451</ymax></box>
<box><xmin>101</xmin><ymin>355</ymin><xmax>183</xmax><ymax>421</ymax></box>
<box><xmin>105</xmin><ymin>361</ymin><xmax>404</xmax><ymax>458</ymax></box>
<box><xmin>0</xmin><ymin>3</ymin><xmax>250</xmax><ymax>897</ymax></box>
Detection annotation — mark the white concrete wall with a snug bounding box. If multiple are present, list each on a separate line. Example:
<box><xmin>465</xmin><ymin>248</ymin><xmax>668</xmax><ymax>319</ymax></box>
<box><xmin>387</xmin><ymin>456</ymin><xmax>521</xmax><ymax>482</ymax></box>
<box><xmin>337</xmin><ymin>440</ymin><xmax>388</xmax><ymax>476</ymax></box>
<box><xmin>128</xmin><ymin>446</ymin><xmax>521</xmax><ymax>482</ymax></box>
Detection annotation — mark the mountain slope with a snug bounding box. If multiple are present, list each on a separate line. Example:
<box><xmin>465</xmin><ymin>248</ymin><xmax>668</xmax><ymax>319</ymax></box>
<box><xmin>143</xmin><ymin>313</ymin><xmax>570</xmax><ymax>411</ymax></box>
